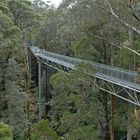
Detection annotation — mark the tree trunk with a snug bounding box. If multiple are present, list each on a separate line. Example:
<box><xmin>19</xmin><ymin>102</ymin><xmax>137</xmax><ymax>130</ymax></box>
<box><xmin>24</xmin><ymin>46</ymin><xmax>31</xmax><ymax>140</ymax></box>
<box><xmin>110</xmin><ymin>96</ymin><xmax>115</xmax><ymax>140</ymax></box>
<box><xmin>103</xmin><ymin>92</ymin><xmax>110</xmax><ymax>140</ymax></box>
<box><xmin>129</xmin><ymin>29</ymin><xmax>133</xmax><ymax>46</ymax></box>
<box><xmin>127</xmin><ymin>116</ymin><xmax>132</xmax><ymax>140</ymax></box>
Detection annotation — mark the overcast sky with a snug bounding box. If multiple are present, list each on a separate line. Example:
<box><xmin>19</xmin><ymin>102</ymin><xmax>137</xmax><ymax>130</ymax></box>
<box><xmin>44</xmin><ymin>0</ymin><xmax>62</xmax><ymax>7</ymax></box>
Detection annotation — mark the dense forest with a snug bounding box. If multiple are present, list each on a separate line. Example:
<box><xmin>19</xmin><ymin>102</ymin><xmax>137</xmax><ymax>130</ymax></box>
<box><xmin>0</xmin><ymin>0</ymin><xmax>140</xmax><ymax>139</ymax></box>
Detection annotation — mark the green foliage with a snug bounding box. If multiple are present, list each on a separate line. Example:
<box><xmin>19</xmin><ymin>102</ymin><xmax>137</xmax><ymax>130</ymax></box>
<box><xmin>0</xmin><ymin>0</ymin><xmax>38</xmax><ymax>140</ymax></box>
<box><xmin>63</xmin><ymin>125</ymin><xmax>98</xmax><ymax>140</ymax></box>
<box><xmin>0</xmin><ymin>5</ymin><xmax>9</xmax><ymax>14</ymax></box>
<box><xmin>43</xmin><ymin>1</ymin><xmax>140</xmax><ymax>139</ymax></box>
<box><xmin>0</xmin><ymin>59</ymin><xmax>28</xmax><ymax>139</ymax></box>
<box><xmin>31</xmin><ymin>120</ymin><xmax>58</xmax><ymax>140</ymax></box>
<box><xmin>0</xmin><ymin>0</ymin><xmax>140</xmax><ymax>139</ymax></box>
<box><xmin>117</xmin><ymin>40</ymin><xmax>140</xmax><ymax>69</ymax></box>
<box><xmin>49</xmin><ymin>70</ymin><xmax>105</xmax><ymax>139</ymax></box>
<box><xmin>72</xmin><ymin>36</ymin><xmax>100</xmax><ymax>61</ymax></box>
<box><xmin>0</xmin><ymin>12</ymin><xmax>13</xmax><ymax>29</ymax></box>
<box><xmin>0</xmin><ymin>123</ymin><xmax>13</xmax><ymax>140</ymax></box>
<box><xmin>4</xmin><ymin>26</ymin><xmax>21</xmax><ymax>37</ymax></box>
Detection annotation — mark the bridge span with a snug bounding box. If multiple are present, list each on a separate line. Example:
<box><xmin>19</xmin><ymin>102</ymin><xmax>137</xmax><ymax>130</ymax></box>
<box><xmin>29</xmin><ymin>46</ymin><xmax>140</xmax><ymax>106</ymax></box>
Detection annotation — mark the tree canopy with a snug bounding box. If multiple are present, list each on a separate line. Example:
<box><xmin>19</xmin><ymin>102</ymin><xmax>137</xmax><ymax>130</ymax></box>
<box><xmin>0</xmin><ymin>0</ymin><xmax>140</xmax><ymax>140</ymax></box>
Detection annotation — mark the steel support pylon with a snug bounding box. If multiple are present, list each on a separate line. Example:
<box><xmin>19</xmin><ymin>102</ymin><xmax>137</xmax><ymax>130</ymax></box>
<box><xmin>38</xmin><ymin>61</ymin><xmax>42</xmax><ymax>121</ymax></box>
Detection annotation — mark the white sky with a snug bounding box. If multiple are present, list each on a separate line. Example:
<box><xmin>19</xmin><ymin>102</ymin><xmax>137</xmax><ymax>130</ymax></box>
<box><xmin>44</xmin><ymin>0</ymin><xmax>62</xmax><ymax>7</ymax></box>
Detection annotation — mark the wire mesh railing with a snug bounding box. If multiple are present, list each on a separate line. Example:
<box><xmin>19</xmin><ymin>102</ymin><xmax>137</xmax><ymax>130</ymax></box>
<box><xmin>30</xmin><ymin>46</ymin><xmax>139</xmax><ymax>89</ymax></box>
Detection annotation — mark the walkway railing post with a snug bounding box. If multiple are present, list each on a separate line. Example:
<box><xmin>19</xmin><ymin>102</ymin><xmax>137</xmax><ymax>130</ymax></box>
<box><xmin>38</xmin><ymin>61</ymin><xmax>42</xmax><ymax>121</ymax></box>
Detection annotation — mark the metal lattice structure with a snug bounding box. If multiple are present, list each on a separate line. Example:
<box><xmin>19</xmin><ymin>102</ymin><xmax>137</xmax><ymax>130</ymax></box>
<box><xmin>29</xmin><ymin>46</ymin><xmax>140</xmax><ymax>106</ymax></box>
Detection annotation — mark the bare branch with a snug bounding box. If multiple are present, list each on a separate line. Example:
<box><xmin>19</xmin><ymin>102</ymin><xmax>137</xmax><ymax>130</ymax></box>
<box><xmin>128</xmin><ymin>0</ymin><xmax>140</xmax><ymax>21</ymax></box>
<box><xmin>89</xmin><ymin>32</ymin><xmax>140</xmax><ymax>56</ymax></box>
<box><xmin>104</xmin><ymin>0</ymin><xmax>140</xmax><ymax>35</ymax></box>
<box><xmin>122</xmin><ymin>45</ymin><xmax>140</xmax><ymax>56</ymax></box>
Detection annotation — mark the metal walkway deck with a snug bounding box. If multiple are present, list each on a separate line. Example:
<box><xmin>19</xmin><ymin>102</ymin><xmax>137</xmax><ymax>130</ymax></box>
<box><xmin>29</xmin><ymin>46</ymin><xmax>140</xmax><ymax>106</ymax></box>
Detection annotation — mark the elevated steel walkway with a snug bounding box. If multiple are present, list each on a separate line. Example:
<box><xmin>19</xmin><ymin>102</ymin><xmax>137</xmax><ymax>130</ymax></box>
<box><xmin>29</xmin><ymin>46</ymin><xmax>140</xmax><ymax>106</ymax></box>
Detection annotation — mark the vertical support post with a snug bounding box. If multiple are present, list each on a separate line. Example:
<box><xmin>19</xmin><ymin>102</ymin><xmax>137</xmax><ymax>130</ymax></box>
<box><xmin>41</xmin><ymin>65</ymin><xmax>47</xmax><ymax>118</ymax></box>
<box><xmin>45</xmin><ymin>65</ymin><xmax>47</xmax><ymax>114</ymax></box>
<box><xmin>127</xmin><ymin>90</ymin><xmax>132</xmax><ymax>140</ymax></box>
<box><xmin>44</xmin><ymin>65</ymin><xmax>48</xmax><ymax>116</ymax></box>
<box><xmin>29</xmin><ymin>51</ymin><xmax>32</xmax><ymax>82</ymax></box>
<box><xmin>111</xmin><ymin>95</ymin><xmax>115</xmax><ymax>140</ymax></box>
<box><xmin>38</xmin><ymin>61</ymin><xmax>42</xmax><ymax>121</ymax></box>
<box><xmin>127</xmin><ymin>116</ymin><xmax>132</xmax><ymax>140</ymax></box>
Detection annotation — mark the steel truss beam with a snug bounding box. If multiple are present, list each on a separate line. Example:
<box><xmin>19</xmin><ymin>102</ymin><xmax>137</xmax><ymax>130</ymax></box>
<box><xmin>29</xmin><ymin>47</ymin><xmax>140</xmax><ymax>106</ymax></box>
<box><xmin>35</xmin><ymin>56</ymin><xmax>140</xmax><ymax>106</ymax></box>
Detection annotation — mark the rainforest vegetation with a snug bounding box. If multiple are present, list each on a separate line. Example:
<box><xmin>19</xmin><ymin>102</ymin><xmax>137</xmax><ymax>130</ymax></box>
<box><xmin>0</xmin><ymin>0</ymin><xmax>140</xmax><ymax>139</ymax></box>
